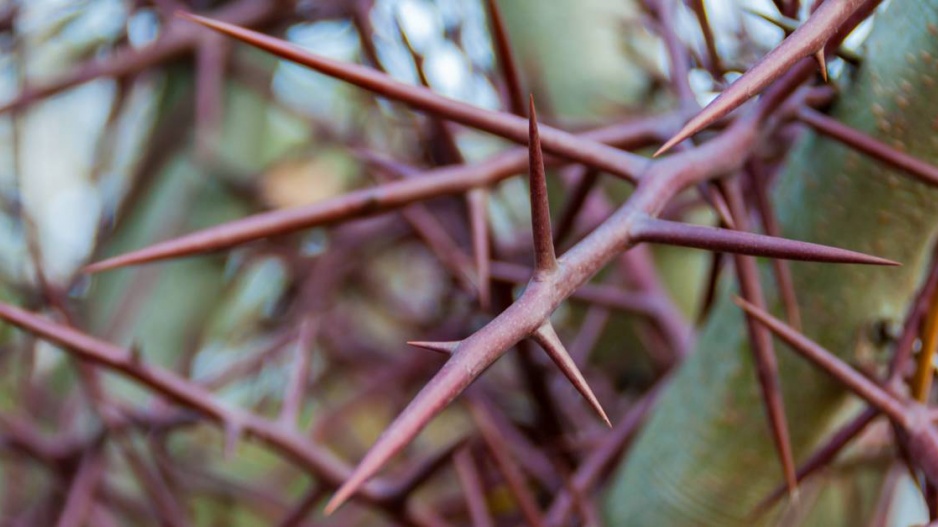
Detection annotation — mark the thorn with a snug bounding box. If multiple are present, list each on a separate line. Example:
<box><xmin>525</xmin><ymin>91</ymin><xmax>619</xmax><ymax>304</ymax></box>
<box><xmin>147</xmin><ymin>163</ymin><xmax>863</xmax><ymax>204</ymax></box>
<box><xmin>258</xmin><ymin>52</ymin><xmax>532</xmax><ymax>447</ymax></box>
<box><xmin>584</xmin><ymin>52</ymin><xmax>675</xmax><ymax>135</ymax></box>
<box><xmin>654</xmin><ymin>0</ymin><xmax>866</xmax><ymax>156</ymax></box>
<box><xmin>468</xmin><ymin>399</ymin><xmax>547</xmax><ymax>527</ymax></box>
<box><xmin>390</xmin><ymin>440</ymin><xmax>468</xmax><ymax>503</ymax></box>
<box><xmin>531</xmin><ymin>323</ymin><xmax>610</xmax><ymax>427</ymax></box>
<box><xmin>720</xmin><ymin>178</ymin><xmax>799</xmax><ymax>498</ymax></box>
<box><xmin>553</xmin><ymin>167</ymin><xmax>599</xmax><ymax>246</ymax></box>
<box><xmin>698</xmin><ymin>182</ymin><xmax>736</xmax><ymax>229</ymax></box>
<box><xmin>733</xmin><ymin>297</ymin><xmax>907</xmax><ymax>422</ymax></box>
<box><xmin>696</xmin><ymin>251</ymin><xmax>725</xmax><ymax>324</ymax></box>
<box><xmin>325</xmin><ymin>327</ymin><xmax>516</xmax><ymax>514</ymax></box>
<box><xmin>744</xmin><ymin>8</ymin><xmax>863</xmax><ymax>64</ymax></box>
<box><xmin>528</xmin><ymin>97</ymin><xmax>558</xmax><ymax>278</ymax></box>
<box><xmin>753</xmin><ymin>406</ymin><xmax>879</xmax><ymax>515</ymax></box>
<box><xmin>128</xmin><ymin>343</ymin><xmax>143</xmax><ymax>364</ymax></box>
<box><xmin>748</xmin><ymin>163</ymin><xmax>802</xmax><ymax>330</ymax></box>
<box><xmin>176</xmin><ymin>11</ymin><xmax>646</xmax><ymax>180</ymax></box>
<box><xmin>484</xmin><ymin>0</ymin><xmax>526</xmax><ymax>116</ymax></box>
<box><xmin>468</xmin><ymin>188</ymin><xmax>491</xmax><ymax>310</ymax></box>
<box><xmin>224</xmin><ymin>420</ymin><xmax>242</xmax><ymax>459</ymax></box>
<box><xmin>814</xmin><ymin>49</ymin><xmax>828</xmax><ymax>82</ymax></box>
<box><xmin>453</xmin><ymin>447</ymin><xmax>493</xmax><ymax>527</ymax></box>
<box><xmin>743</xmin><ymin>8</ymin><xmax>798</xmax><ymax>35</ymax></box>
<box><xmin>797</xmin><ymin>107</ymin><xmax>938</xmax><ymax>188</ymax></box>
<box><xmin>407</xmin><ymin>340</ymin><xmax>460</xmax><ymax>355</ymax></box>
<box><xmin>630</xmin><ymin>216</ymin><xmax>899</xmax><ymax>266</ymax></box>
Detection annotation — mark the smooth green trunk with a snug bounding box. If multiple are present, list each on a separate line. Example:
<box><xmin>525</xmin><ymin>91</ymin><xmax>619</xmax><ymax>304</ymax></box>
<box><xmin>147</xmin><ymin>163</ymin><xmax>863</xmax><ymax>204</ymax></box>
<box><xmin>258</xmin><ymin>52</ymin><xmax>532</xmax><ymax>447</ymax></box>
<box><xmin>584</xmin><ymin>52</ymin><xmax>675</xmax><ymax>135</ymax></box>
<box><xmin>606</xmin><ymin>2</ymin><xmax>938</xmax><ymax>525</ymax></box>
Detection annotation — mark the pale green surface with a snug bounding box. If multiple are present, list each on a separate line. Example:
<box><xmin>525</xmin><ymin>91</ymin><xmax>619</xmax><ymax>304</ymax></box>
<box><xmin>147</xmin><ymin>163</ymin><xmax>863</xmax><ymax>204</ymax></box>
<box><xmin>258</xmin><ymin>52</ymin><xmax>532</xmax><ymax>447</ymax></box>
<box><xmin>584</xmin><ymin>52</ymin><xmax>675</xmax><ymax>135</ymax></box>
<box><xmin>606</xmin><ymin>2</ymin><xmax>938</xmax><ymax>525</ymax></box>
<box><xmin>498</xmin><ymin>0</ymin><xmax>652</xmax><ymax>120</ymax></box>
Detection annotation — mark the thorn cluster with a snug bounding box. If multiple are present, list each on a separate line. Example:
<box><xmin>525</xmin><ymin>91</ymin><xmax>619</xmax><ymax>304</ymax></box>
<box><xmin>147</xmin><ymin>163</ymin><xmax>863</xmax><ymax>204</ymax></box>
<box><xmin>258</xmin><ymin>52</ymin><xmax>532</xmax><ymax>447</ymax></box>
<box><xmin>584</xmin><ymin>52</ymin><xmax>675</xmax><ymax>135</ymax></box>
<box><xmin>0</xmin><ymin>0</ymin><xmax>935</xmax><ymax>524</ymax></box>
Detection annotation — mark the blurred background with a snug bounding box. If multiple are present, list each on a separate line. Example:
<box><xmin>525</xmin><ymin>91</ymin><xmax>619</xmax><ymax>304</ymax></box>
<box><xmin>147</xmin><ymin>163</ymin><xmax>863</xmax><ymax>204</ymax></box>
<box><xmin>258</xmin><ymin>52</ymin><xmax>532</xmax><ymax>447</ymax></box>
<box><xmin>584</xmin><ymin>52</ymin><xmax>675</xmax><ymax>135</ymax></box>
<box><xmin>0</xmin><ymin>0</ymin><xmax>896</xmax><ymax>525</ymax></box>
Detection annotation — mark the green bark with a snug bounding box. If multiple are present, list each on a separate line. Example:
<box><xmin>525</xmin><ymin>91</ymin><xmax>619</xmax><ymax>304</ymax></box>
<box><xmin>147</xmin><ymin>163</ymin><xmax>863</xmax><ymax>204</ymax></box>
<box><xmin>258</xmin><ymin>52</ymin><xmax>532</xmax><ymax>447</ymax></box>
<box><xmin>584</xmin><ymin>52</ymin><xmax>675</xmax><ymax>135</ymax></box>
<box><xmin>606</xmin><ymin>2</ymin><xmax>938</xmax><ymax>525</ymax></box>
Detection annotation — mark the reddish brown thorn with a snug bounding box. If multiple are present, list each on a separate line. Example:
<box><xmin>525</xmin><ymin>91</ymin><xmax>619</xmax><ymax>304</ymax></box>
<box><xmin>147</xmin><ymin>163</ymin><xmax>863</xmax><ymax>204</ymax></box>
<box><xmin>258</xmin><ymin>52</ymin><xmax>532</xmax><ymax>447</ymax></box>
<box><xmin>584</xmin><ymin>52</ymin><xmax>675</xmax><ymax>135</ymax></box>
<box><xmin>56</xmin><ymin>446</ymin><xmax>105</xmax><ymax>527</ymax></box>
<box><xmin>648</xmin><ymin>0</ymin><xmax>696</xmax><ymax>106</ymax></box>
<box><xmin>868</xmin><ymin>463</ymin><xmax>907</xmax><ymax>527</ymax></box>
<box><xmin>0</xmin><ymin>1</ymin><xmax>281</xmax><ymax>117</ymax></box>
<box><xmin>631</xmin><ymin>216</ymin><xmax>899</xmax><ymax>265</ymax></box>
<box><xmin>531</xmin><ymin>323</ymin><xmax>611</xmax><ymax>427</ymax></box>
<box><xmin>275</xmin><ymin>483</ymin><xmax>325</xmax><ymax>527</ymax></box>
<box><xmin>0</xmin><ymin>303</ymin><xmax>403</xmax><ymax>512</ymax></box>
<box><xmin>484</xmin><ymin>0</ymin><xmax>526</xmax><ymax>116</ymax></box>
<box><xmin>544</xmin><ymin>381</ymin><xmax>666</xmax><ymax>525</ymax></box>
<box><xmin>279</xmin><ymin>318</ymin><xmax>318</xmax><ymax>425</ymax></box>
<box><xmin>699</xmin><ymin>182</ymin><xmax>736</xmax><ymax>229</ymax></box>
<box><xmin>453</xmin><ymin>448</ymin><xmax>493</xmax><ymax>527</ymax></box>
<box><xmin>889</xmin><ymin>248</ymin><xmax>938</xmax><ymax>384</ymax></box>
<box><xmin>468</xmin><ymin>188</ymin><xmax>492</xmax><ymax>309</ymax></box>
<box><xmin>489</xmin><ymin>261</ymin><xmax>661</xmax><ymax>318</ymax></box>
<box><xmin>733</xmin><ymin>298</ymin><xmax>907</xmax><ymax>421</ymax></box>
<box><xmin>686</xmin><ymin>0</ymin><xmax>723</xmax><ymax>77</ymax></box>
<box><xmin>84</xmin><ymin>112</ymin><xmax>660</xmax><ymax>273</ymax></box>
<box><xmin>468</xmin><ymin>400</ymin><xmax>546</xmax><ymax>527</ymax></box>
<box><xmin>722</xmin><ymin>179</ymin><xmax>798</xmax><ymax>497</ymax></box>
<box><xmin>113</xmin><ymin>439</ymin><xmax>189</xmax><ymax>526</ymax></box>
<box><xmin>753</xmin><ymin>406</ymin><xmax>879</xmax><ymax>515</ymax></box>
<box><xmin>195</xmin><ymin>32</ymin><xmax>229</xmax><ymax>162</ymax></box>
<box><xmin>324</xmin><ymin>328</ymin><xmax>521</xmax><ymax>513</ymax></box>
<box><xmin>797</xmin><ymin>107</ymin><xmax>938</xmax><ymax>187</ymax></box>
<box><xmin>813</xmin><ymin>49</ymin><xmax>828</xmax><ymax>82</ymax></box>
<box><xmin>178</xmin><ymin>12</ymin><xmax>647</xmax><ymax>180</ymax></box>
<box><xmin>655</xmin><ymin>0</ymin><xmax>866</xmax><ymax>155</ymax></box>
<box><xmin>696</xmin><ymin>251</ymin><xmax>725</xmax><ymax>324</ymax></box>
<box><xmin>388</xmin><ymin>439</ymin><xmax>466</xmax><ymax>501</ymax></box>
<box><xmin>380</xmin><ymin>34</ymin><xmax>492</xmax><ymax>310</ymax></box>
<box><xmin>748</xmin><ymin>164</ymin><xmax>802</xmax><ymax>330</ymax></box>
<box><xmin>367</xmin><ymin>164</ymin><xmax>478</xmax><ymax>296</ymax></box>
<box><xmin>553</xmin><ymin>167</ymin><xmax>599</xmax><ymax>246</ymax></box>
<box><xmin>528</xmin><ymin>97</ymin><xmax>558</xmax><ymax>278</ymax></box>
<box><xmin>224</xmin><ymin>420</ymin><xmax>243</xmax><ymax>459</ymax></box>
<box><xmin>407</xmin><ymin>340</ymin><xmax>460</xmax><ymax>355</ymax></box>
<box><xmin>744</xmin><ymin>9</ymin><xmax>862</xmax><ymax>64</ymax></box>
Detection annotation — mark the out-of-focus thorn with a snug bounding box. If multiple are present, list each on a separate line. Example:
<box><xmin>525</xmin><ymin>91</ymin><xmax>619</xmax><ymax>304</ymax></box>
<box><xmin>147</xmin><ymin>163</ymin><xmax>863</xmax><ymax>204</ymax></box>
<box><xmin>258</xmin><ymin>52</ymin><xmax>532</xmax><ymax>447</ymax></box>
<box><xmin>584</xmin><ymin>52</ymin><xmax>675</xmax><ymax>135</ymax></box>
<box><xmin>468</xmin><ymin>399</ymin><xmax>546</xmax><ymax>527</ymax></box>
<box><xmin>407</xmin><ymin>341</ymin><xmax>460</xmax><ymax>355</ymax></box>
<box><xmin>814</xmin><ymin>49</ymin><xmax>828</xmax><ymax>82</ymax></box>
<box><xmin>531</xmin><ymin>323</ymin><xmax>610</xmax><ymax>427</ymax></box>
<box><xmin>528</xmin><ymin>97</ymin><xmax>558</xmax><ymax>278</ymax></box>
<box><xmin>733</xmin><ymin>297</ymin><xmax>907</xmax><ymax>422</ymax></box>
<box><xmin>224</xmin><ymin>420</ymin><xmax>242</xmax><ymax>459</ymax></box>
<box><xmin>744</xmin><ymin>8</ymin><xmax>863</xmax><ymax>64</ymax></box>
<box><xmin>453</xmin><ymin>447</ymin><xmax>494</xmax><ymax>527</ymax></box>
<box><xmin>325</xmin><ymin>327</ymin><xmax>514</xmax><ymax>513</ymax></box>
<box><xmin>177</xmin><ymin>11</ymin><xmax>647</xmax><ymax>180</ymax></box>
<box><xmin>698</xmin><ymin>182</ymin><xmax>736</xmax><ymax>229</ymax></box>
<box><xmin>748</xmin><ymin>163</ymin><xmax>802</xmax><ymax>330</ymax></box>
<box><xmin>553</xmin><ymin>167</ymin><xmax>599</xmax><ymax>247</ymax></box>
<box><xmin>753</xmin><ymin>406</ymin><xmax>879</xmax><ymax>515</ymax></box>
<box><xmin>797</xmin><ymin>107</ymin><xmax>938</xmax><ymax>188</ymax></box>
<box><xmin>388</xmin><ymin>439</ymin><xmax>466</xmax><ymax>501</ymax></box>
<box><xmin>484</xmin><ymin>0</ymin><xmax>526</xmax><ymax>116</ymax></box>
<box><xmin>631</xmin><ymin>216</ymin><xmax>899</xmax><ymax>266</ymax></box>
<box><xmin>721</xmin><ymin>179</ymin><xmax>798</xmax><ymax>498</ymax></box>
<box><xmin>655</xmin><ymin>0</ymin><xmax>867</xmax><ymax>156</ymax></box>
<box><xmin>468</xmin><ymin>188</ymin><xmax>491</xmax><ymax>310</ymax></box>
